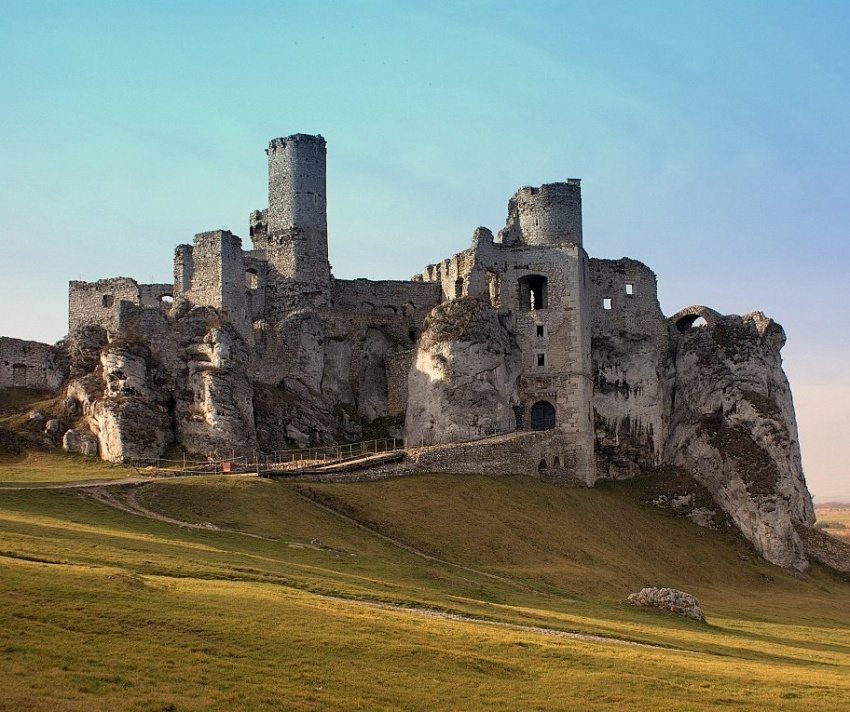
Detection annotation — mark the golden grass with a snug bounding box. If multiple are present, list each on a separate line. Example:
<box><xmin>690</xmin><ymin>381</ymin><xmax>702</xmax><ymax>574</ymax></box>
<box><xmin>816</xmin><ymin>503</ymin><xmax>850</xmax><ymax>542</ymax></box>
<box><xmin>0</xmin><ymin>450</ymin><xmax>123</xmax><ymax>485</ymax></box>
<box><xmin>1</xmin><ymin>472</ymin><xmax>850</xmax><ymax>710</ymax></box>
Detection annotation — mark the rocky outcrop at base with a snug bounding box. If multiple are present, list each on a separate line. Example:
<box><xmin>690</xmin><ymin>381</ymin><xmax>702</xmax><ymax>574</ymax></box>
<box><xmin>665</xmin><ymin>312</ymin><xmax>814</xmax><ymax>571</ymax></box>
<box><xmin>626</xmin><ymin>587</ymin><xmax>706</xmax><ymax>622</ymax></box>
<box><xmin>405</xmin><ymin>298</ymin><xmax>521</xmax><ymax>446</ymax></box>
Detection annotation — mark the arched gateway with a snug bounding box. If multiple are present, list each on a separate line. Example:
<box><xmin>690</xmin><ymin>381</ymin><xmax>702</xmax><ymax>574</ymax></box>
<box><xmin>530</xmin><ymin>400</ymin><xmax>556</xmax><ymax>431</ymax></box>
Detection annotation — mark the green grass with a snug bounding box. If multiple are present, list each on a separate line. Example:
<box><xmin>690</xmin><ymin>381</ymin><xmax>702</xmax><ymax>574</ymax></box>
<box><xmin>1</xmin><ymin>471</ymin><xmax>850</xmax><ymax>710</ymax></box>
<box><xmin>0</xmin><ymin>450</ymin><xmax>124</xmax><ymax>485</ymax></box>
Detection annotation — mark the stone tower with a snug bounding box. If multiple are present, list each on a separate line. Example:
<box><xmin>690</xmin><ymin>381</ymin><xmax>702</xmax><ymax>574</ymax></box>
<box><xmin>499</xmin><ymin>180</ymin><xmax>583</xmax><ymax>247</ymax></box>
<box><xmin>261</xmin><ymin>133</ymin><xmax>331</xmax><ymax>306</ymax></box>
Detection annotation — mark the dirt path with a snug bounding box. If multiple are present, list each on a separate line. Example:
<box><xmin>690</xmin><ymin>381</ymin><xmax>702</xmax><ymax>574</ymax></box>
<box><xmin>0</xmin><ymin>472</ymin><xmax>257</xmax><ymax>491</ymax></box>
<box><xmin>77</xmin><ymin>484</ymin><xmax>276</xmax><ymax>541</ymax></box>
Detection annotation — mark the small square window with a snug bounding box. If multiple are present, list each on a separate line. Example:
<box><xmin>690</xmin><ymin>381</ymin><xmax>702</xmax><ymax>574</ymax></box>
<box><xmin>602</xmin><ymin>298</ymin><xmax>613</xmax><ymax>310</ymax></box>
<box><xmin>625</xmin><ymin>283</ymin><xmax>634</xmax><ymax>296</ymax></box>
<box><xmin>537</xmin><ymin>353</ymin><xmax>546</xmax><ymax>367</ymax></box>
<box><xmin>536</xmin><ymin>325</ymin><xmax>544</xmax><ymax>337</ymax></box>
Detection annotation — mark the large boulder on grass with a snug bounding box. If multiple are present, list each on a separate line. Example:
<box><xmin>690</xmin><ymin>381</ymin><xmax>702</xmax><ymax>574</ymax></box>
<box><xmin>626</xmin><ymin>587</ymin><xmax>706</xmax><ymax>622</ymax></box>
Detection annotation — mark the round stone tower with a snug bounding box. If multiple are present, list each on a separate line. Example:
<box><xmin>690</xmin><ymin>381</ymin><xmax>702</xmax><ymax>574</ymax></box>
<box><xmin>499</xmin><ymin>180</ymin><xmax>583</xmax><ymax>247</ymax></box>
<box><xmin>265</xmin><ymin>134</ymin><xmax>330</xmax><ymax>295</ymax></box>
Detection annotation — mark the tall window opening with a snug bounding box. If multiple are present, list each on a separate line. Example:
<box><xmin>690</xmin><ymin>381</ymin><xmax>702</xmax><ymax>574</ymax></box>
<box><xmin>246</xmin><ymin>268</ymin><xmax>259</xmax><ymax>290</ymax></box>
<box><xmin>602</xmin><ymin>297</ymin><xmax>613</xmax><ymax>310</ymax></box>
<box><xmin>454</xmin><ymin>277</ymin><xmax>464</xmax><ymax>299</ymax></box>
<box><xmin>625</xmin><ymin>283</ymin><xmax>634</xmax><ymax>296</ymax></box>
<box><xmin>102</xmin><ymin>294</ymin><xmax>114</xmax><ymax>308</ymax></box>
<box><xmin>518</xmin><ymin>275</ymin><xmax>548</xmax><ymax>311</ymax></box>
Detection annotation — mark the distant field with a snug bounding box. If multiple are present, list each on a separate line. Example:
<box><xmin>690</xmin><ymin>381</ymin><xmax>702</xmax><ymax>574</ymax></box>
<box><xmin>816</xmin><ymin>502</ymin><xmax>850</xmax><ymax>542</ymax></box>
<box><xmin>1</xmin><ymin>470</ymin><xmax>850</xmax><ymax>710</ymax></box>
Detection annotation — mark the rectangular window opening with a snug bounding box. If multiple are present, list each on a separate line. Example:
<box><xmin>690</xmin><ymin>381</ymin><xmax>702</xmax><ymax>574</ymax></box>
<box><xmin>536</xmin><ymin>353</ymin><xmax>546</xmax><ymax>367</ymax></box>
<box><xmin>536</xmin><ymin>325</ymin><xmax>544</xmax><ymax>337</ymax></box>
<box><xmin>625</xmin><ymin>283</ymin><xmax>634</xmax><ymax>296</ymax></box>
<box><xmin>602</xmin><ymin>298</ymin><xmax>613</xmax><ymax>310</ymax></box>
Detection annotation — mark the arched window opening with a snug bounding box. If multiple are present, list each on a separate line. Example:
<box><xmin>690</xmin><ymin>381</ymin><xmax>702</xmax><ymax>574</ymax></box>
<box><xmin>246</xmin><ymin>269</ymin><xmax>259</xmax><ymax>290</ymax></box>
<box><xmin>102</xmin><ymin>294</ymin><xmax>114</xmax><ymax>308</ymax></box>
<box><xmin>159</xmin><ymin>294</ymin><xmax>174</xmax><ymax>306</ymax></box>
<box><xmin>408</xmin><ymin>329</ymin><xmax>418</xmax><ymax>342</ymax></box>
<box><xmin>538</xmin><ymin>459</ymin><xmax>548</xmax><ymax>473</ymax></box>
<box><xmin>12</xmin><ymin>363</ymin><xmax>27</xmax><ymax>387</ymax></box>
<box><xmin>553</xmin><ymin>456</ymin><xmax>561</xmax><ymax>468</ymax></box>
<box><xmin>518</xmin><ymin>275</ymin><xmax>548</xmax><ymax>311</ymax></box>
<box><xmin>675</xmin><ymin>314</ymin><xmax>708</xmax><ymax>333</ymax></box>
<box><xmin>530</xmin><ymin>400</ymin><xmax>556</xmax><ymax>431</ymax></box>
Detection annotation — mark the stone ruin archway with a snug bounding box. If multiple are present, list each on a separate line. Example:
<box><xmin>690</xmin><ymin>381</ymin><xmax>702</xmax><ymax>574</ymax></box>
<box><xmin>530</xmin><ymin>400</ymin><xmax>556</xmax><ymax>431</ymax></box>
<box><xmin>670</xmin><ymin>305</ymin><xmax>723</xmax><ymax>333</ymax></box>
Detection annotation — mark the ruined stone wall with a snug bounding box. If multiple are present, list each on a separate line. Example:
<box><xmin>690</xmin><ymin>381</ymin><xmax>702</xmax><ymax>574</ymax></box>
<box><xmin>386</xmin><ymin>349</ymin><xmax>414</xmax><ymax>417</ymax></box>
<box><xmin>138</xmin><ymin>283</ymin><xmax>174</xmax><ymax>308</ymax></box>
<box><xmin>331</xmin><ymin>278</ymin><xmax>440</xmax><ymax>323</ymax></box>
<box><xmin>69</xmin><ymin>277</ymin><xmax>142</xmax><ymax>335</ymax></box>
<box><xmin>407</xmin><ymin>430</ymin><xmax>586</xmax><ymax>483</ymax></box>
<box><xmin>0</xmin><ymin>337</ymin><xmax>68</xmax><ymax>390</ymax></box>
<box><xmin>244</xmin><ymin>254</ymin><xmax>267</xmax><ymax>322</ymax></box>
<box><xmin>588</xmin><ymin>258</ymin><xmax>670</xmax><ymax>477</ymax></box>
<box><xmin>185</xmin><ymin>231</ymin><xmax>248</xmax><ymax>338</ymax></box>
<box><xmin>174</xmin><ymin>245</ymin><xmax>193</xmax><ymax>297</ymax></box>
<box><xmin>498</xmin><ymin>181</ymin><xmax>583</xmax><ymax>247</ymax></box>
<box><xmin>414</xmin><ymin>229</ymin><xmax>496</xmax><ymax>304</ymax></box>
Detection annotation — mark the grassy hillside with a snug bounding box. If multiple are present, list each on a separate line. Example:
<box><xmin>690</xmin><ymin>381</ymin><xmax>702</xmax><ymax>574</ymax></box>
<box><xmin>0</xmin><ymin>450</ymin><xmax>124</xmax><ymax>485</ymax></box>
<box><xmin>1</xmin><ymin>470</ymin><xmax>849</xmax><ymax>710</ymax></box>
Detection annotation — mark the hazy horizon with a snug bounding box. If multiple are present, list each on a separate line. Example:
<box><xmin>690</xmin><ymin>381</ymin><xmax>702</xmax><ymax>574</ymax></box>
<box><xmin>1</xmin><ymin>1</ymin><xmax>846</xmax><ymax>497</ymax></box>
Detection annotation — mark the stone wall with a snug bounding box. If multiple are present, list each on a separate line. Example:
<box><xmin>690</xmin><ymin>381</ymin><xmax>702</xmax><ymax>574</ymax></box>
<box><xmin>407</xmin><ymin>430</ymin><xmax>587</xmax><ymax>484</ymax></box>
<box><xmin>69</xmin><ymin>277</ymin><xmax>142</xmax><ymax>335</ymax></box>
<box><xmin>184</xmin><ymin>230</ymin><xmax>249</xmax><ymax>339</ymax></box>
<box><xmin>588</xmin><ymin>258</ymin><xmax>671</xmax><ymax>476</ymax></box>
<box><xmin>0</xmin><ymin>337</ymin><xmax>68</xmax><ymax>390</ymax></box>
<box><xmin>386</xmin><ymin>348</ymin><xmax>414</xmax><ymax>417</ymax></box>
<box><xmin>331</xmin><ymin>278</ymin><xmax>440</xmax><ymax>324</ymax></box>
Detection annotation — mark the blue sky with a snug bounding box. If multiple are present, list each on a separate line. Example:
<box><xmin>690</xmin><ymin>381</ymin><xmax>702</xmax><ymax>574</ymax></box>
<box><xmin>0</xmin><ymin>1</ymin><xmax>847</xmax><ymax>495</ymax></box>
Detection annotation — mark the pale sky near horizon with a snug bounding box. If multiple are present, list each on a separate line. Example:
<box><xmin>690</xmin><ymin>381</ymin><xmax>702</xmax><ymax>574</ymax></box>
<box><xmin>0</xmin><ymin>1</ymin><xmax>847</xmax><ymax>496</ymax></box>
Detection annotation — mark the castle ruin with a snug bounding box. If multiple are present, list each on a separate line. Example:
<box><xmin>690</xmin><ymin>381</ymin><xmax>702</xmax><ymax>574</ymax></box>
<box><xmin>0</xmin><ymin>133</ymin><xmax>816</xmax><ymax>571</ymax></box>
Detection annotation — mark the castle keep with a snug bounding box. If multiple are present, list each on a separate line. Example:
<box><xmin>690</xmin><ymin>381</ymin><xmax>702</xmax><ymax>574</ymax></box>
<box><xmin>0</xmin><ymin>133</ymin><xmax>815</xmax><ymax>570</ymax></box>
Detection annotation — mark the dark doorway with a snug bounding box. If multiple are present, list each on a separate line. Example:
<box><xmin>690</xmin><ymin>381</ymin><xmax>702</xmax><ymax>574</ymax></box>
<box><xmin>530</xmin><ymin>400</ymin><xmax>556</xmax><ymax>431</ymax></box>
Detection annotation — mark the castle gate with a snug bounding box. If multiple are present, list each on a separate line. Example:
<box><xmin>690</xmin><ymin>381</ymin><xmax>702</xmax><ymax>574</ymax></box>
<box><xmin>530</xmin><ymin>400</ymin><xmax>556</xmax><ymax>431</ymax></box>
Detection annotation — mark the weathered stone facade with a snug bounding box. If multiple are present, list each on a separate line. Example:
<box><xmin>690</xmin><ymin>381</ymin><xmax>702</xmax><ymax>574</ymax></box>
<box><xmin>0</xmin><ymin>337</ymin><xmax>68</xmax><ymax>390</ymax></box>
<box><xmin>1</xmin><ymin>132</ymin><xmax>817</xmax><ymax>570</ymax></box>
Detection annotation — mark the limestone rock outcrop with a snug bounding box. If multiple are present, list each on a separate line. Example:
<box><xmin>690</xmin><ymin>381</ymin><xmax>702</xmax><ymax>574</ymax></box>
<box><xmin>405</xmin><ymin>298</ymin><xmax>521</xmax><ymax>446</ymax></box>
<box><xmin>626</xmin><ymin>587</ymin><xmax>706</xmax><ymax>622</ymax></box>
<box><xmin>665</xmin><ymin>313</ymin><xmax>815</xmax><ymax>571</ymax></box>
<box><xmin>62</xmin><ymin>428</ymin><xmax>99</xmax><ymax>457</ymax></box>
